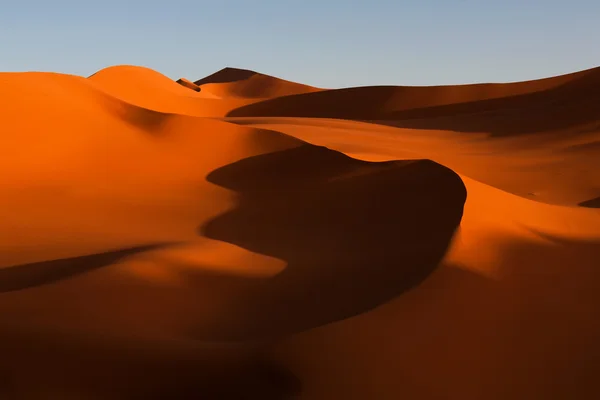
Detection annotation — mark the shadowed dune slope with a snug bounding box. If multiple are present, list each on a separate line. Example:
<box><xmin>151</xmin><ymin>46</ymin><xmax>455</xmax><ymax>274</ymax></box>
<box><xmin>198</xmin><ymin>147</ymin><xmax>466</xmax><ymax>339</ymax></box>
<box><xmin>274</xmin><ymin>174</ymin><xmax>600</xmax><ymax>400</ymax></box>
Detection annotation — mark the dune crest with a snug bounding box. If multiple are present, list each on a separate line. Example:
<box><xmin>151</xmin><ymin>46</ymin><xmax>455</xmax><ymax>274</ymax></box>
<box><xmin>86</xmin><ymin>65</ymin><xmax>254</xmax><ymax>116</ymax></box>
<box><xmin>1</xmin><ymin>63</ymin><xmax>599</xmax><ymax>399</ymax></box>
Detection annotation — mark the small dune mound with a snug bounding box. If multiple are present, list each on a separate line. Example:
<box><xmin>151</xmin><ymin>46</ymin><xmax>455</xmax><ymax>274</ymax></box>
<box><xmin>89</xmin><ymin>65</ymin><xmax>201</xmax><ymax>97</ymax></box>
<box><xmin>176</xmin><ymin>77</ymin><xmax>200</xmax><ymax>92</ymax></box>
<box><xmin>196</xmin><ymin>67</ymin><xmax>322</xmax><ymax>99</ymax></box>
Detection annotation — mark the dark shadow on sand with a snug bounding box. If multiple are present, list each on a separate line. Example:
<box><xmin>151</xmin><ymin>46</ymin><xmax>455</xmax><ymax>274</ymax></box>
<box><xmin>579</xmin><ymin>196</ymin><xmax>600</xmax><ymax>208</ymax></box>
<box><xmin>141</xmin><ymin>357</ymin><xmax>302</xmax><ymax>400</ymax></box>
<box><xmin>0</xmin><ymin>244</ymin><xmax>169</xmax><ymax>293</ymax></box>
<box><xmin>0</xmin><ymin>324</ymin><xmax>301</xmax><ymax>400</ymax></box>
<box><xmin>198</xmin><ymin>144</ymin><xmax>466</xmax><ymax>340</ymax></box>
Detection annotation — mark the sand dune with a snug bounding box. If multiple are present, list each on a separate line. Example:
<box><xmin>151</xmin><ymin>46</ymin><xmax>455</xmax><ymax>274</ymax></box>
<box><xmin>197</xmin><ymin>67</ymin><xmax>322</xmax><ymax>99</ymax></box>
<box><xmin>88</xmin><ymin>65</ymin><xmax>252</xmax><ymax>116</ymax></box>
<box><xmin>1</xmin><ymin>64</ymin><xmax>599</xmax><ymax>399</ymax></box>
<box><xmin>228</xmin><ymin>66</ymin><xmax>600</xmax><ymax>122</ymax></box>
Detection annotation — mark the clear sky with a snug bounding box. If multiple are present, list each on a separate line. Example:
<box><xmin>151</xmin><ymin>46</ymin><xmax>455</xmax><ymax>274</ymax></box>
<box><xmin>1</xmin><ymin>0</ymin><xmax>599</xmax><ymax>88</ymax></box>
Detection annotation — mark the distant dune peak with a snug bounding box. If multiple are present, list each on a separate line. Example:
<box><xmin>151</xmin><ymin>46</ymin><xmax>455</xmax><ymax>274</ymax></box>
<box><xmin>194</xmin><ymin>67</ymin><xmax>259</xmax><ymax>85</ymax></box>
<box><xmin>194</xmin><ymin>67</ymin><xmax>321</xmax><ymax>99</ymax></box>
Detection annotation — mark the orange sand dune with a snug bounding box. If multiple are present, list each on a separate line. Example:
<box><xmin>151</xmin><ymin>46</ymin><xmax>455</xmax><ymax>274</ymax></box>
<box><xmin>1</xmin><ymin>64</ymin><xmax>600</xmax><ymax>399</ymax></box>
<box><xmin>88</xmin><ymin>65</ymin><xmax>252</xmax><ymax>116</ymax></box>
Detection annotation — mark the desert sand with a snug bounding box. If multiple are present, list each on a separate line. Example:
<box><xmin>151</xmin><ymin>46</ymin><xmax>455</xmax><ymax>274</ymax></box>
<box><xmin>0</xmin><ymin>64</ymin><xmax>599</xmax><ymax>399</ymax></box>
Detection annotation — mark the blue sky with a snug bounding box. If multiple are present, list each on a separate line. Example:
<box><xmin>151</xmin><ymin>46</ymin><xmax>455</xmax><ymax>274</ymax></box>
<box><xmin>1</xmin><ymin>0</ymin><xmax>599</xmax><ymax>88</ymax></box>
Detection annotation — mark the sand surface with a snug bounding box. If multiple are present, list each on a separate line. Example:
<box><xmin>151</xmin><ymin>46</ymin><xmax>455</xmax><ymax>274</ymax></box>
<box><xmin>1</xmin><ymin>65</ymin><xmax>599</xmax><ymax>399</ymax></box>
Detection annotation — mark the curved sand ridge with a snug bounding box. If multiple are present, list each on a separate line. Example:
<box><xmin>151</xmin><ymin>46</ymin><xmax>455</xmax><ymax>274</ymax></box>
<box><xmin>1</xmin><ymin>64</ymin><xmax>599</xmax><ymax>399</ymax></box>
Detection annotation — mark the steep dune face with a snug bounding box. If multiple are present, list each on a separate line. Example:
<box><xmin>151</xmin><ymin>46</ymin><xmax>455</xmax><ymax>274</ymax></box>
<box><xmin>1</xmin><ymin>64</ymin><xmax>600</xmax><ymax>399</ymax></box>
<box><xmin>197</xmin><ymin>67</ymin><xmax>321</xmax><ymax>99</ymax></box>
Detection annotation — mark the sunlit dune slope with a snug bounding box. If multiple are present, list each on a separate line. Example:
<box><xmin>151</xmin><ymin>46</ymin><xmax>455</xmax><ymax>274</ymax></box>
<box><xmin>89</xmin><ymin>65</ymin><xmax>207</xmax><ymax>98</ymax></box>
<box><xmin>196</xmin><ymin>67</ymin><xmax>322</xmax><ymax>99</ymax></box>
<box><xmin>88</xmin><ymin>65</ymin><xmax>252</xmax><ymax>116</ymax></box>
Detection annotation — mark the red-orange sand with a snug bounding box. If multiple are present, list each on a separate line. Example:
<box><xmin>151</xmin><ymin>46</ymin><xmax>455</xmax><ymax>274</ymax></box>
<box><xmin>1</xmin><ymin>64</ymin><xmax>599</xmax><ymax>399</ymax></box>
